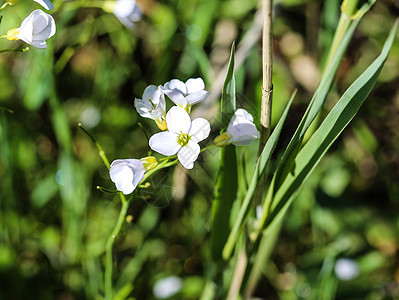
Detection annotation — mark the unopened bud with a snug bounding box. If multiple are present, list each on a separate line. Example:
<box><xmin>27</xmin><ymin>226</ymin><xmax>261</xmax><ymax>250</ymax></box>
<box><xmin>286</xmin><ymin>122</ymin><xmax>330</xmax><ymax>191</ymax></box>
<box><xmin>141</xmin><ymin>156</ymin><xmax>158</xmax><ymax>170</ymax></box>
<box><xmin>214</xmin><ymin>133</ymin><xmax>231</xmax><ymax>147</ymax></box>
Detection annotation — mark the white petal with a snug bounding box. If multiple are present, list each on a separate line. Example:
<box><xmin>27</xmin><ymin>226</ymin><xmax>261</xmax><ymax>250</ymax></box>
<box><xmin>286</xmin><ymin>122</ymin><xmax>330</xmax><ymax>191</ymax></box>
<box><xmin>113</xmin><ymin>0</ymin><xmax>141</xmax><ymax>28</ymax></box>
<box><xmin>235</xmin><ymin>108</ymin><xmax>254</xmax><ymax>121</ymax></box>
<box><xmin>29</xmin><ymin>40</ymin><xmax>48</xmax><ymax>48</ymax></box>
<box><xmin>34</xmin><ymin>0</ymin><xmax>54</xmax><ymax>10</ymax></box>
<box><xmin>114</xmin><ymin>0</ymin><xmax>136</xmax><ymax>17</ymax></box>
<box><xmin>128</xmin><ymin>5</ymin><xmax>142</xmax><ymax>22</ymax></box>
<box><xmin>33</xmin><ymin>16</ymin><xmax>56</xmax><ymax>40</ymax></box>
<box><xmin>229</xmin><ymin>109</ymin><xmax>254</xmax><ymax>127</ymax></box>
<box><xmin>190</xmin><ymin>118</ymin><xmax>210</xmax><ymax>143</ymax></box>
<box><xmin>125</xmin><ymin>159</ymin><xmax>146</xmax><ymax>188</ymax></box>
<box><xmin>227</xmin><ymin>109</ymin><xmax>256</xmax><ymax>133</ymax></box>
<box><xmin>185</xmin><ymin>78</ymin><xmax>205</xmax><ymax>94</ymax></box>
<box><xmin>134</xmin><ymin>98</ymin><xmax>152</xmax><ymax>118</ymax></box>
<box><xmin>229</xmin><ymin>123</ymin><xmax>260</xmax><ymax>146</ymax></box>
<box><xmin>31</xmin><ymin>11</ymin><xmax>49</xmax><ymax>33</ymax></box>
<box><xmin>142</xmin><ymin>85</ymin><xmax>159</xmax><ymax>104</ymax></box>
<box><xmin>149</xmin><ymin>132</ymin><xmax>180</xmax><ymax>156</ymax></box>
<box><xmin>163</xmin><ymin>79</ymin><xmax>187</xmax><ymax>95</ymax></box>
<box><xmin>177</xmin><ymin>140</ymin><xmax>200</xmax><ymax>169</ymax></box>
<box><xmin>135</xmin><ymin>86</ymin><xmax>166</xmax><ymax>120</ymax></box>
<box><xmin>186</xmin><ymin>90</ymin><xmax>210</xmax><ymax>105</ymax></box>
<box><xmin>162</xmin><ymin>89</ymin><xmax>188</xmax><ymax>108</ymax></box>
<box><xmin>166</xmin><ymin>106</ymin><xmax>191</xmax><ymax>134</ymax></box>
<box><xmin>18</xmin><ymin>14</ymin><xmax>35</xmax><ymax>42</ymax></box>
<box><xmin>109</xmin><ymin>159</ymin><xmax>145</xmax><ymax>194</ymax></box>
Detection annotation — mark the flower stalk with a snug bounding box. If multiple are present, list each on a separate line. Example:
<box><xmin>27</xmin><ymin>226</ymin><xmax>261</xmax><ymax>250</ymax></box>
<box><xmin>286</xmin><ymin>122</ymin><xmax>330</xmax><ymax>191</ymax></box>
<box><xmin>104</xmin><ymin>193</ymin><xmax>130</xmax><ymax>300</ymax></box>
<box><xmin>323</xmin><ymin>0</ymin><xmax>360</xmax><ymax>73</ymax></box>
<box><xmin>78</xmin><ymin>123</ymin><xmax>111</xmax><ymax>169</ymax></box>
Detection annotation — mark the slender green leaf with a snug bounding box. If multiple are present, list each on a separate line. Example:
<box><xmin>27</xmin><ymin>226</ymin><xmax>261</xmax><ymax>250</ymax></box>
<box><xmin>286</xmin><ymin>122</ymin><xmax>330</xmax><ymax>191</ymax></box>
<box><xmin>222</xmin><ymin>90</ymin><xmax>296</xmax><ymax>260</ymax></box>
<box><xmin>274</xmin><ymin>0</ymin><xmax>375</xmax><ymax>190</ymax></box>
<box><xmin>210</xmin><ymin>43</ymin><xmax>237</xmax><ymax>261</ymax></box>
<box><xmin>221</xmin><ymin>43</ymin><xmax>236</xmax><ymax>127</ymax></box>
<box><xmin>267</xmin><ymin>21</ymin><xmax>398</xmax><ymax>230</ymax></box>
<box><xmin>211</xmin><ymin>145</ymin><xmax>237</xmax><ymax>261</ymax></box>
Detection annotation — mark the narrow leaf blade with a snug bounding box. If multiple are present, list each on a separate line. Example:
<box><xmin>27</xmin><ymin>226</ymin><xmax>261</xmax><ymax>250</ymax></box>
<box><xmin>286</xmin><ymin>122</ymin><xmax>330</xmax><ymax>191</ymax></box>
<box><xmin>210</xmin><ymin>43</ymin><xmax>238</xmax><ymax>261</ymax></box>
<box><xmin>274</xmin><ymin>1</ymin><xmax>375</xmax><ymax>190</ymax></box>
<box><xmin>222</xmin><ymin>90</ymin><xmax>296</xmax><ymax>260</ymax></box>
<box><xmin>268</xmin><ymin>21</ymin><xmax>398</xmax><ymax>229</ymax></box>
<box><xmin>221</xmin><ymin>42</ymin><xmax>236</xmax><ymax>127</ymax></box>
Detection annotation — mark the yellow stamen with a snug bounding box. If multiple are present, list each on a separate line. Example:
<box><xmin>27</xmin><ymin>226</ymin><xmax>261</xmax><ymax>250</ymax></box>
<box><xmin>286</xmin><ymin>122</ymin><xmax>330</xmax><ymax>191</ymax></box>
<box><xmin>177</xmin><ymin>132</ymin><xmax>191</xmax><ymax>147</ymax></box>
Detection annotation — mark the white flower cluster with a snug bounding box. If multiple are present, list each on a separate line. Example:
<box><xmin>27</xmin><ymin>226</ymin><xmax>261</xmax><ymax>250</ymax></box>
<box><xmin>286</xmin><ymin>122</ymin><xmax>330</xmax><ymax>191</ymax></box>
<box><xmin>135</xmin><ymin>77</ymin><xmax>212</xmax><ymax>171</ymax></box>
<box><xmin>110</xmin><ymin>78</ymin><xmax>260</xmax><ymax>195</ymax></box>
<box><xmin>5</xmin><ymin>0</ymin><xmax>56</xmax><ymax>49</ymax></box>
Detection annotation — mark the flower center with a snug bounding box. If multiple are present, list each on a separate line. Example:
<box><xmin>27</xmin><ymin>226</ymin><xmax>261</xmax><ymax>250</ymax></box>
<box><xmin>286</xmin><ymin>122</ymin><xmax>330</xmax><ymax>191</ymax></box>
<box><xmin>177</xmin><ymin>132</ymin><xmax>191</xmax><ymax>147</ymax></box>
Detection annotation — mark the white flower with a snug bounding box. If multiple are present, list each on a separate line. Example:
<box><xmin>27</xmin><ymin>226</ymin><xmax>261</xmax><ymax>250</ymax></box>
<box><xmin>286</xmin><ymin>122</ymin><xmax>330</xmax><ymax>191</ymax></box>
<box><xmin>7</xmin><ymin>9</ymin><xmax>56</xmax><ymax>49</ymax></box>
<box><xmin>334</xmin><ymin>258</ymin><xmax>359</xmax><ymax>281</ymax></box>
<box><xmin>109</xmin><ymin>157</ymin><xmax>157</xmax><ymax>195</ymax></box>
<box><xmin>160</xmin><ymin>78</ymin><xmax>210</xmax><ymax>110</ymax></box>
<box><xmin>134</xmin><ymin>85</ymin><xmax>167</xmax><ymax>130</ymax></box>
<box><xmin>34</xmin><ymin>0</ymin><xmax>54</xmax><ymax>10</ymax></box>
<box><xmin>149</xmin><ymin>106</ymin><xmax>210</xmax><ymax>169</ymax></box>
<box><xmin>113</xmin><ymin>0</ymin><xmax>141</xmax><ymax>29</ymax></box>
<box><xmin>153</xmin><ymin>276</ymin><xmax>183</xmax><ymax>299</ymax></box>
<box><xmin>214</xmin><ymin>109</ymin><xmax>260</xmax><ymax>146</ymax></box>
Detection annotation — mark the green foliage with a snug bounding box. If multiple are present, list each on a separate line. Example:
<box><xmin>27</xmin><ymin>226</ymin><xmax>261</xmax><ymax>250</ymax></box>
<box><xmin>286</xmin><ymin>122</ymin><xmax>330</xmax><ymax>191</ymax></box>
<box><xmin>0</xmin><ymin>0</ymin><xmax>398</xmax><ymax>299</ymax></box>
<box><xmin>270</xmin><ymin>22</ymin><xmax>398</xmax><ymax>229</ymax></box>
<box><xmin>211</xmin><ymin>44</ymin><xmax>238</xmax><ymax>261</ymax></box>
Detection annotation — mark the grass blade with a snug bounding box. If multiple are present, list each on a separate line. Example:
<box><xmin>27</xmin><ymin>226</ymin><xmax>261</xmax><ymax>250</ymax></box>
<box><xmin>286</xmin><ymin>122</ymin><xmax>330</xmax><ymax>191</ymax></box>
<box><xmin>222</xmin><ymin>90</ymin><xmax>296</xmax><ymax>260</ymax></box>
<box><xmin>274</xmin><ymin>1</ymin><xmax>376</xmax><ymax>190</ymax></box>
<box><xmin>221</xmin><ymin>43</ymin><xmax>236</xmax><ymax>127</ymax></box>
<box><xmin>210</xmin><ymin>43</ymin><xmax>238</xmax><ymax>261</ymax></box>
<box><xmin>268</xmin><ymin>21</ymin><xmax>398</xmax><ymax>230</ymax></box>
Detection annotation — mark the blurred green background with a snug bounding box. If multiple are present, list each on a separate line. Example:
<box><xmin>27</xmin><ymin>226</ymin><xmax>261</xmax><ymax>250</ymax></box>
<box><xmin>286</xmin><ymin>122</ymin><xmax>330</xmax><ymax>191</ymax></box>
<box><xmin>0</xmin><ymin>0</ymin><xmax>398</xmax><ymax>299</ymax></box>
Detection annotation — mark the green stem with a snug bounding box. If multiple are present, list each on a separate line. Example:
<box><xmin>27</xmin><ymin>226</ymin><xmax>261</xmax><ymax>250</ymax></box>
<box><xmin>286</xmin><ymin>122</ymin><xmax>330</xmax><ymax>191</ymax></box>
<box><xmin>97</xmin><ymin>186</ymin><xmax>118</xmax><ymax>194</ymax></box>
<box><xmin>244</xmin><ymin>218</ymin><xmax>282</xmax><ymax>297</ymax></box>
<box><xmin>104</xmin><ymin>193</ymin><xmax>130</xmax><ymax>300</ymax></box>
<box><xmin>200</xmin><ymin>143</ymin><xmax>216</xmax><ymax>153</ymax></box>
<box><xmin>0</xmin><ymin>47</ymin><xmax>29</xmax><ymax>54</ymax></box>
<box><xmin>78</xmin><ymin>123</ymin><xmax>110</xmax><ymax>169</ymax></box>
<box><xmin>141</xmin><ymin>159</ymin><xmax>178</xmax><ymax>183</ymax></box>
<box><xmin>62</xmin><ymin>0</ymin><xmax>114</xmax><ymax>11</ymax></box>
<box><xmin>0</xmin><ymin>106</ymin><xmax>13</xmax><ymax>113</ymax></box>
<box><xmin>103</xmin><ymin>159</ymin><xmax>179</xmax><ymax>299</ymax></box>
<box><xmin>323</xmin><ymin>0</ymin><xmax>359</xmax><ymax>73</ymax></box>
<box><xmin>0</xmin><ymin>2</ymin><xmax>8</xmax><ymax>12</ymax></box>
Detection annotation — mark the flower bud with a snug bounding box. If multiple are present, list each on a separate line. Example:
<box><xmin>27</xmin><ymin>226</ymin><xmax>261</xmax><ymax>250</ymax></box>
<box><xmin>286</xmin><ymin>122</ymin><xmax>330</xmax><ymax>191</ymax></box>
<box><xmin>7</xmin><ymin>9</ymin><xmax>56</xmax><ymax>49</ymax></box>
<box><xmin>141</xmin><ymin>156</ymin><xmax>158</xmax><ymax>170</ymax></box>
<box><xmin>214</xmin><ymin>133</ymin><xmax>231</xmax><ymax>147</ymax></box>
